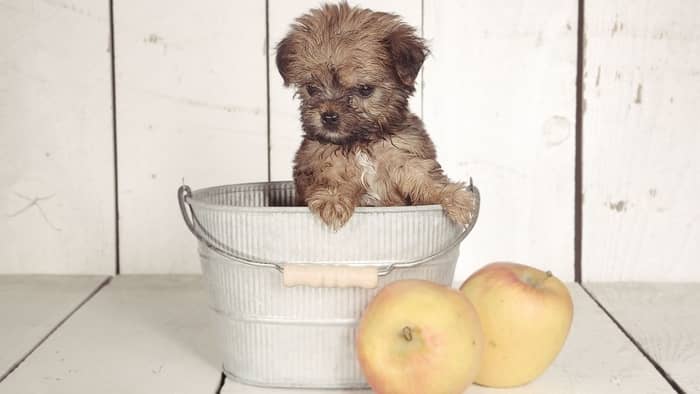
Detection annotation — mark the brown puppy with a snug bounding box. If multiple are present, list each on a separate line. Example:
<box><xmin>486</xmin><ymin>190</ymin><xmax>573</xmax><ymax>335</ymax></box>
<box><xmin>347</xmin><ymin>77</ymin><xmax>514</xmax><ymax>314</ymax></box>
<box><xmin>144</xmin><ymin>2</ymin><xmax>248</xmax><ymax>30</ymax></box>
<box><xmin>276</xmin><ymin>2</ymin><xmax>475</xmax><ymax>229</ymax></box>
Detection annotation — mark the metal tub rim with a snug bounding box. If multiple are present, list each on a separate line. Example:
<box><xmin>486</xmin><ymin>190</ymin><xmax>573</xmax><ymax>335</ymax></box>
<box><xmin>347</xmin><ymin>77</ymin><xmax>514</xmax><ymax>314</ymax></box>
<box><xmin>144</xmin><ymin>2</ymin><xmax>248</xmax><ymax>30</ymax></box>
<box><xmin>187</xmin><ymin>180</ymin><xmax>445</xmax><ymax>214</ymax></box>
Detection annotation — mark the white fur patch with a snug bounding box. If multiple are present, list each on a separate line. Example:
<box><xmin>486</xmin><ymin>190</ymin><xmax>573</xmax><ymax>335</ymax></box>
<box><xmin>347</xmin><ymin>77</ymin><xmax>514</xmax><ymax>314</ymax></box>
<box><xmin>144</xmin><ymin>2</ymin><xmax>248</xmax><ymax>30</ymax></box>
<box><xmin>356</xmin><ymin>151</ymin><xmax>381</xmax><ymax>206</ymax></box>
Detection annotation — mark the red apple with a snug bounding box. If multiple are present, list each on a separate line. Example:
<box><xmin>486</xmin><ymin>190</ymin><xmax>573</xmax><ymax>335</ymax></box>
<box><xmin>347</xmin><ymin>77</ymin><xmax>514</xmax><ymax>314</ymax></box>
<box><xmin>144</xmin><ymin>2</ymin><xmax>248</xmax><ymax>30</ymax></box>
<box><xmin>459</xmin><ymin>262</ymin><xmax>573</xmax><ymax>387</ymax></box>
<box><xmin>356</xmin><ymin>279</ymin><xmax>483</xmax><ymax>394</ymax></box>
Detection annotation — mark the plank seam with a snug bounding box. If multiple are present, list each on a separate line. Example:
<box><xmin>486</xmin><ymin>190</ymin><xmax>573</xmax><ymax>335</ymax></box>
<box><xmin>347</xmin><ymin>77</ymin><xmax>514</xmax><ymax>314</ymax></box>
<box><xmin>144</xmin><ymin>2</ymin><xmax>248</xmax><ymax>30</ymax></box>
<box><xmin>109</xmin><ymin>0</ymin><xmax>121</xmax><ymax>275</ymax></box>
<box><xmin>0</xmin><ymin>277</ymin><xmax>113</xmax><ymax>383</ymax></box>
<box><xmin>579</xmin><ymin>283</ymin><xmax>686</xmax><ymax>393</ymax></box>
<box><xmin>265</xmin><ymin>0</ymin><xmax>272</xmax><ymax>182</ymax></box>
<box><xmin>574</xmin><ymin>0</ymin><xmax>584</xmax><ymax>283</ymax></box>
<box><xmin>215</xmin><ymin>371</ymin><xmax>226</xmax><ymax>394</ymax></box>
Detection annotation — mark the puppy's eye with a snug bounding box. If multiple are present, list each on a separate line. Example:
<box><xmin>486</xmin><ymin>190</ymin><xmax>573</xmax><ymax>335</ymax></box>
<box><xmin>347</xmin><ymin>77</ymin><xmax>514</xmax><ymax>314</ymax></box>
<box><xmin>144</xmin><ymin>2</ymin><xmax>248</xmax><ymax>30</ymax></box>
<box><xmin>306</xmin><ymin>85</ymin><xmax>320</xmax><ymax>96</ymax></box>
<box><xmin>358</xmin><ymin>84</ymin><xmax>374</xmax><ymax>97</ymax></box>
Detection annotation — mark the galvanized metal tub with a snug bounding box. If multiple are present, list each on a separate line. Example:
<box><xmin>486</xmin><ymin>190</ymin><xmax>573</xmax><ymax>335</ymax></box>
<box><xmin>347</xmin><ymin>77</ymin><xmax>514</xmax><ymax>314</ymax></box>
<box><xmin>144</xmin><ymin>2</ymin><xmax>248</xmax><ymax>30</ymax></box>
<box><xmin>178</xmin><ymin>181</ymin><xmax>480</xmax><ymax>389</ymax></box>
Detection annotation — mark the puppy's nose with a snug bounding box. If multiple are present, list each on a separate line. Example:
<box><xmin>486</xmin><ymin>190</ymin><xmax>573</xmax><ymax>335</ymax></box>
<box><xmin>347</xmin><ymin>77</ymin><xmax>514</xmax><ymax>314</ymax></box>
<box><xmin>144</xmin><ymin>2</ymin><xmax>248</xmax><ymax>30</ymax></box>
<box><xmin>321</xmin><ymin>111</ymin><xmax>339</xmax><ymax>126</ymax></box>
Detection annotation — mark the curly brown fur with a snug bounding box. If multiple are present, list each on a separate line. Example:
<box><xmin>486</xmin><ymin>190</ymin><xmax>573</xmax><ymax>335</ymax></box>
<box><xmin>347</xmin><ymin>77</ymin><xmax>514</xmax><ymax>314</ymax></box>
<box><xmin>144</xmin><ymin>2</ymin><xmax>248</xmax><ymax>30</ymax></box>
<box><xmin>277</xmin><ymin>2</ymin><xmax>475</xmax><ymax>229</ymax></box>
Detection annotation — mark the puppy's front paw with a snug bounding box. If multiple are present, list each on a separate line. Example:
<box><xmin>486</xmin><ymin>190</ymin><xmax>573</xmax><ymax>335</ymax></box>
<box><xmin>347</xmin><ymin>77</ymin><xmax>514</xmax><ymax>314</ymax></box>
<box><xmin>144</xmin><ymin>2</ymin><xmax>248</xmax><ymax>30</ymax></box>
<box><xmin>307</xmin><ymin>189</ymin><xmax>355</xmax><ymax>230</ymax></box>
<box><xmin>441</xmin><ymin>184</ymin><xmax>477</xmax><ymax>226</ymax></box>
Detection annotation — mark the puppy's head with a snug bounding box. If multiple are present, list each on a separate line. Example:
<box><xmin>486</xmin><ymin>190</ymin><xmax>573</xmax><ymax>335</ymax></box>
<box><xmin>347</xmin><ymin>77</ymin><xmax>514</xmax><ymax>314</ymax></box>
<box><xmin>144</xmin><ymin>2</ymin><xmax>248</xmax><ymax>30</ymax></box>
<box><xmin>276</xmin><ymin>2</ymin><xmax>428</xmax><ymax>145</ymax></box>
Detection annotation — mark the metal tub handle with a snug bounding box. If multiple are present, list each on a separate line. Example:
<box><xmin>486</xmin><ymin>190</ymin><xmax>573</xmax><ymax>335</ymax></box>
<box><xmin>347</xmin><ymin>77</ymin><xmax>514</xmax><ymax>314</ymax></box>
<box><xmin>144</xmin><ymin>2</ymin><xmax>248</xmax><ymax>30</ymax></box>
<box><xmin>283</xmin><ymin>265</ymin><xmax>379</xmax><ymax>289</ymax></box>
<box><xmin>178</xmin><ymin>181</ymin><xmax>480</xmax><ymax>288</ymax></box>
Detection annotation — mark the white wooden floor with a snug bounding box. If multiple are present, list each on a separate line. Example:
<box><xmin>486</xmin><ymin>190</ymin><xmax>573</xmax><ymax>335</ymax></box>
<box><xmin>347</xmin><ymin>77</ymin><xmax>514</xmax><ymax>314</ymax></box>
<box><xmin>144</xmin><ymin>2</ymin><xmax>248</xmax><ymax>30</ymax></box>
<box><xmin>0</xmin><ymin>276</ymin><xmax>694</xmax><ymax>394</ymax></box>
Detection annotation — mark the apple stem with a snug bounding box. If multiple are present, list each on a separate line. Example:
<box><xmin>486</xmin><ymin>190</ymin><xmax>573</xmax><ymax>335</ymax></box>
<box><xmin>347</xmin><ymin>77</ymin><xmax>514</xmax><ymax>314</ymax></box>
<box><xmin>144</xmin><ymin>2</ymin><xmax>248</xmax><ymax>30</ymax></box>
<box><xmin>402</xmin><ymin>326</ymin><xmax>413</xmax><ymax>342</ymax></box>
<box><xmin>530</xmin><ymin>271</ymin><xmax>554</xmax><ymax>288</ymax></box>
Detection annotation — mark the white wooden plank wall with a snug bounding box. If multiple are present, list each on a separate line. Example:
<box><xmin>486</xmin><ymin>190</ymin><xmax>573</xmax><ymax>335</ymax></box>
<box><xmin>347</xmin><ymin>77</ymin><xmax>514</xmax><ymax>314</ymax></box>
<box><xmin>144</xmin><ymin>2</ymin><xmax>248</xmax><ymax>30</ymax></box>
<box><xmin>2</xmin><ymin>1</ymin><xmax>700</xmax><ymax>279</ymax></box>
<box><xmin>0</xmin><ymin>0</ymin><xmax>115</xmax><ymax>274</ymax></box>
<box><xmin>423</xmin><ymin>0</ymin><xmax>578</xmax><ymax>282</ymax></box>
<box><xmin>268</xmin><ymin>0</ymin><xmax>423</xmax><ymax>181</ymax></box>
<box><xmin>582</xmin><ymin>0</ymin><xmax>700</xmax><ymax>281</ymax></box>
<box><xmin>114</xmin><ymin>1</ymin><xmax>268</xmax><ymax>273</ymax></box>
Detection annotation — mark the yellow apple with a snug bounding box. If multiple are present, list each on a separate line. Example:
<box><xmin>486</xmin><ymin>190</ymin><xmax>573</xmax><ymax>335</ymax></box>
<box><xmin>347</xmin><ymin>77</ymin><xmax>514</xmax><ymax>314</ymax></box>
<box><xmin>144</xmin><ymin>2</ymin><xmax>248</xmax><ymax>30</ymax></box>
<box><xmin>459</xmin><ymin>262</ymin><xmax>573</xmax><ymax>387</ymax></box>
<box><xmin>356</xmin><ymin>279</ymin><xmax>483</xmax><ymax>394</ymax></box>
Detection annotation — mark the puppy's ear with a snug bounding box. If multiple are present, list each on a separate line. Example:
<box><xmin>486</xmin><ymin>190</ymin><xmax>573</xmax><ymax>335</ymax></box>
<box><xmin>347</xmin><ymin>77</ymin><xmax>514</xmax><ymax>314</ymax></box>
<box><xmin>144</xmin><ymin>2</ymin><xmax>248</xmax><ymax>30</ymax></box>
<box><xmin>384</xmin><ymin>25</ymin><xmax>428</xmax><ymax>88</ymax></box>
<box><xmin>276</xmin><ymin>35</ymin><xmax>295</xmax><ymax>86</ymax></box>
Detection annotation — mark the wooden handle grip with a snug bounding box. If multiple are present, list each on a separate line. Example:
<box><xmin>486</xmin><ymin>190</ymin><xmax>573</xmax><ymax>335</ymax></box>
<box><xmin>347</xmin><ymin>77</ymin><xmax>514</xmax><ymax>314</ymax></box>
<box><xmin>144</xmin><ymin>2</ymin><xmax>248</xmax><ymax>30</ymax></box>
<box><xmin>282</xmin><ymin>264</ymin><xmax>379</xmax><ymax>288</ymax></box>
